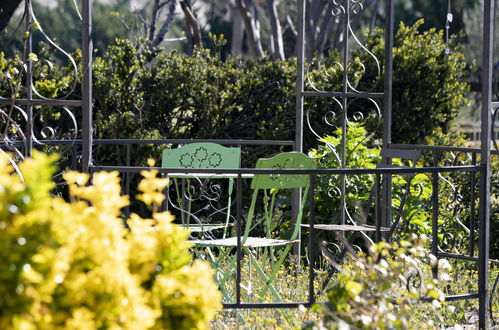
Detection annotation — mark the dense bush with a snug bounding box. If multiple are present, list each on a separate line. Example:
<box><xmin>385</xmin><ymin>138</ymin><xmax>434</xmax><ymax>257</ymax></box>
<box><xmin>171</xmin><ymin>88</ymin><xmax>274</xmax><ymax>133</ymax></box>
<box><xmin>89</xmin><ymin>21</ymin><xmax>468</xmax><ymax>151</ymax></box>
<box><xmin>91</xmin><ymin>39</ymin><xmax>298</xmax><ymax>166</ymax></box>
<box><xmin>357</xmin><ymin>20</ymin><xmax>470</xmax><ymax>144</ymax></box>
<box><xmin>0</xmin><ymin>21</ymin><xmax>469</xmax><ymax>166</ymax></box>
<box><xmin>0</xmin><ymin>152</ymin><xmax>221</xmax><ymax>329</ymax></box>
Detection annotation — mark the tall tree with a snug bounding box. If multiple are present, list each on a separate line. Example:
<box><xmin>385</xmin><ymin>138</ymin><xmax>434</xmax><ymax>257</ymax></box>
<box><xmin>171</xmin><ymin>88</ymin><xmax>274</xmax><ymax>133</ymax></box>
<box><xmin>236</xmin><ymin>0</ymin><xmax>264</xmax><ymax>57</ymax></box>
<box><xmin>265</xmin><ymin>0</ymin><xmax>284</xmax><ymax>59</ymax></box>
<box><xmin>180</xmin><ymin>0</ymin><xmax>201</xmax><ymax>54</ymax></box>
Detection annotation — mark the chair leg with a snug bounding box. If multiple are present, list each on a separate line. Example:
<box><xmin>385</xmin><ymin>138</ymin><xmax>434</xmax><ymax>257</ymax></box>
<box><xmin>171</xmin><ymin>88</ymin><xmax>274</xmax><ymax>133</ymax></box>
<box><xmin>253</xmin><ymin>244</ymin><xmax>299</xmax><ymax>300</ymax></box>
<box><xmin>212</xmin><ymin>250</ymin><xmax>237</xmax><ymax>297</ymax></box>
<box><xmin>223</xmin><ymin>178</ymin><xmax>234</xmax><ymax>239</ymax></box>
<box><xmin>247</xmin><ymin>249</ymin><xmax>284</xmax><ymax>302</ymax></box>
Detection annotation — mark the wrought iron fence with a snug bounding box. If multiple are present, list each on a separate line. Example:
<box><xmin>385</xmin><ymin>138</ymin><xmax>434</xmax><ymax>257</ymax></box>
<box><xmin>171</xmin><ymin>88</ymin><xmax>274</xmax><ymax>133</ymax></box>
<box><xmin>0</xmin><ymin>0</ymin><xmax>497</xmax><ymax>327</ymax></box>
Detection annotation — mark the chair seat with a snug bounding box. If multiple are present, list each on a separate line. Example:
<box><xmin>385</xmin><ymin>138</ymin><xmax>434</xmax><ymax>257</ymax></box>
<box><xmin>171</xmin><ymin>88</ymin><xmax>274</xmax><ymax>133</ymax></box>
<box><xmin>189</xmin><ymin>236</ymin><xmax>299</xmax><ymax>248</ymax></box>
<box><xmin>301</xmin><ymin>224</ymin><xmax>390</xmax><ymax>232</ymax></box>
<box><xmin>182</xmin><ymin>223</ymin><xmax>234</xmax><ymax>233</ymax></box>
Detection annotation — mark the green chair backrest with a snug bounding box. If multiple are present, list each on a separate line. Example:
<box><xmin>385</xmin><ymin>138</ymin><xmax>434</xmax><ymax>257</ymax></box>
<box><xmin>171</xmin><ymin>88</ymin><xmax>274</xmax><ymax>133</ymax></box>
<box><xmin>251</xmin><ymin>152</ymin><xmax>317</xmax><ymax>189</ymax></box>
<box><xmin>242</xmin><ymin>152</ymin><xmax>316</xmax><ymax>241</ymax></box>
<box><xmin>162</xmin><ymin>142</ymin><xmax>241</xmax><ymax>169</ymax></box>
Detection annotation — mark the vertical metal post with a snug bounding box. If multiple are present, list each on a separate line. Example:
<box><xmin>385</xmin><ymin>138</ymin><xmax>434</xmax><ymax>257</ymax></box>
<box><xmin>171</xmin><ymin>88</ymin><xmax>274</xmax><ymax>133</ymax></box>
<box><xmin>431</xmin><ymin>150</ymin><xmax>439</xmax><ymax>280</ymax></box>
<box><xmin>375</xmin><ymin>173</ymin><xmax>381</xmax><ymax>242</ymax></box>
<box><xmin>308</xmin><ymin>175</ymin><xmax>316</xmax><ymax>304</ymax></box>
<box><xmin>470</xmin><ymin>152</ymin><xmax>477</xmax><ymax>257</ymax></box>
<box><xmin>25</xmin><ymin>0</ymin><xmax>33</xmax><ymax>157</ymax></box>
<box><xmin>479</xmin><ymin>0</ymin><xmax>493</xmax><ymax>327</ymax></box>
<box><xmin>295</xmin><ymin>0</ymin><xmax>305</xmax><ymax>153</ymax></box>
<box><xmin>383</xmin><ymin>0</ymin><xmax>394</xmax><ymax>122</ymax></box>
<box><xmin>82</xmin><ymin>0</ymin><xmax>93</xmax><ymax>172</ymax></box>
<box><xmin>381</xmin><ymin>0</ymin><xmax>394</xmax><ymax>231</ymax></box>
<box><xmin>236</xmin><ymin>173</ymin><xmax>242</xmax><ymax>305</ymax></box>
<box><xmin>124</xmin><ymin>145</ymin><xmax>131</xmax><ymax>216</ymax></box>
<box><xmin>292</xmin><ymin>0</ymin><xmax>306</xmax><ymax>263</ymax></box>
<box><xmin>339</xmin><ymin>0</ymin><xmax>350</xmax><ymax>228</ymax></box>
<box><xmin>71</xmin><ymin>145</ymin><xmax>78</xmax><ymax>170</ymax></box>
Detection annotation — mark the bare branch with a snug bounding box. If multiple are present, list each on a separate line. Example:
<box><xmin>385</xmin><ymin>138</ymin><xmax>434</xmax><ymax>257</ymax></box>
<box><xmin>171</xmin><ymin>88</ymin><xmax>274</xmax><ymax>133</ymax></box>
<box><xmin>286</xmin><ymin>14</ymin><xmax>297</xmax><ymax>36</ymax></box>
<box><xmin>180</xmin><ymin>0</ymin><xmax>202</xmax><ymax>53</ymax></box>
<box><xmin>151</xmin><ymin>0</ymin><xmax>178</xmax><ymax>47</ymax></box>
<box><xmin>235</xmin><ymin>0</ymin><xmax>264</xmax><ymax>58</ymax></box>
<box><xmin>265</xmin><ymin>0</ymin><xmax>284</xmax><ymax>59</ymax></box>
<box><xmin>148</xmin><ymin>0</ymin><xmax>161</xmax><ymax>41</ymax></box>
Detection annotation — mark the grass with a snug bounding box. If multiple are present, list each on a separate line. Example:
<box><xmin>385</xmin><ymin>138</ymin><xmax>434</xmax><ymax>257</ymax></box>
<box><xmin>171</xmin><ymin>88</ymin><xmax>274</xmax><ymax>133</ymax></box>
<box><xmin>206</xmin><ymin>251</ymin><xmax>499</xmax><ymax>329</ymax></box>
<box><xmin>208</xmin><ymin>252</ymin><xmax>327</xmax><ymax>329</ymax></box>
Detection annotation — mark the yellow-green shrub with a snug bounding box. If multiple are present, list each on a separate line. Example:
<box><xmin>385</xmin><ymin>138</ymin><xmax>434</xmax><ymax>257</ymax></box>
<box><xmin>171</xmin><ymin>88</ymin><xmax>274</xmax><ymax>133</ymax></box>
<box><xmin>0</xmin><ymin>152</ymin><xmax>221</xmax><ymax>329</ymax></box>
<box><xmin>307</xmin><ymin>235</ymin><xmax>451</xmax><ymax>329</ymax></box>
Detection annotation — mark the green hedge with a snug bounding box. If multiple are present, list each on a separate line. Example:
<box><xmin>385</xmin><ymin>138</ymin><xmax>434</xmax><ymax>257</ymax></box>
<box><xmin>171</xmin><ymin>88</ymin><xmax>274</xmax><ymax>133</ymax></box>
<box><xmin>0</xmin><ymin>20</ymin><xmax>469</xmax><ymax>166</ymax></box>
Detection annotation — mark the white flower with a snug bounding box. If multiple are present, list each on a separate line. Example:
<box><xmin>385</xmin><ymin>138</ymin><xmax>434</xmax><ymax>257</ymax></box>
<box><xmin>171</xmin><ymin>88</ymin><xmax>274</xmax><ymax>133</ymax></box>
<box><xmin>438</xmin><ymin>259</ymin><xmax>452</xmax><ymax>271</ymax></box>
<box><xmin>360</xmin><ymin>315</ymin><xmax>373</xmax><ymax>325</ymax></box>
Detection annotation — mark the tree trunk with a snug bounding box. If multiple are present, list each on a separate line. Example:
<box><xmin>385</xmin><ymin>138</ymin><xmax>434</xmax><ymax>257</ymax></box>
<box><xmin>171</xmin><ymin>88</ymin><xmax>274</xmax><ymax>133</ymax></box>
<box><xmin>265</xmin><ymin>0</ymin><xmax>284</xmax><ymax>60</ymax></box>
<box><xmin>304</xmin><ymin>0</ymin><xmax>316</xmax><ymax>59</ymax></box>
<box><xmin>315</xmin><ymin>1</ymin><xmax>335</xmax><ymax>55</ymax></box>
<box><xmin>235</xmin><ymin>0</ymin><xmax>264</xmax><ymax>58</ymax></box>
<box><xmin>180</xmin><ymin>0</ymin><xmax>202</xmax><ymax>55</ymax></box>
<box><xmin>148</xmin><ymin>0</ymin><xmax>161</xmax><ymax>41</ymax></box>
<box><xmin>230</xmin><ymin>3</ymin><xmax>245</xmax><ymax>57</ymax></box>
<box><xmin>0</xmin><ymin>0</ymin><xmax>23</xmax><ymax>33</ymax></box>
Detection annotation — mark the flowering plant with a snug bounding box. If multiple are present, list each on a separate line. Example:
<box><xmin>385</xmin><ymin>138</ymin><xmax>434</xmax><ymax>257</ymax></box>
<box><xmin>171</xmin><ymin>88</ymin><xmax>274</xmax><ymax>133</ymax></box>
<box><xmin>0</xmin><ymin>152</ymin><xmax>221</xmax><ymax>329</ymax></box>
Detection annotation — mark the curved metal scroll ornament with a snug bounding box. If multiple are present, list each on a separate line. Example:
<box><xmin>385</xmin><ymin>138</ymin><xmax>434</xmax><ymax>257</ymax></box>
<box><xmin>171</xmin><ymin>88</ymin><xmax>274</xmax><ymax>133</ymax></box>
<box><xmin>492</xmin><ymin>61</ymin><xmax>499</xmax><ymax>151</ymax></box>
<box><xmin>0</xmin><ymin>0</ymin><xmax>81</xmax><ymax>179</ymax></box>
<box><xmin>492</xmin><ymin>106</ymin><xmax>499</xmax><ymax>151</ymax></box>
<box><xmin>306</xmin><ymin>0</ymin><xmax>381</xmax><ymax>94</ymax></box>
<box><xmin>437</xmin><ymin>151</ymin><xmax>474</xmax><ymax>256</ymax></box>
<box><xmin>490</xmin><ymin>268</ymin><xmax>499</xmax><ymax>326</ymax></box>
<box><xmin>28</xmin><ymin>3</ymin><xmax>79</xmax><ymax>100</ymax></box>
<box><xmin>304</xmin><ymin>0</ymin><xmax>382</xmax><ymax>151</ymax></box>
<box><xmin>391</xmin><ymin>174</ymin><xmax>432</xmax><ymax>239</ymax></box>
<box><xmin>166</xmin><ymin>178</ymin><xmax>235</xmax><ymax>239</ymax></box>
<box><xmin>305</xmin><ymin>1</ymin><xmax>381</xmax><ymax>91</ymax></box>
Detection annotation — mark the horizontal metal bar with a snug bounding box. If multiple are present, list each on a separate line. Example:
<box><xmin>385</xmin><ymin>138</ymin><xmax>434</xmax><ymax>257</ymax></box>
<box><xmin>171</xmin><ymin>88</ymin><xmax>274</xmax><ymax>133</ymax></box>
<box><xmin>91</xmin><ymin>165</ymin><xmax>483</xmax><ymax>175</ymax></box>
<box><xmin>438</xmin><ymin>252</ymin><xmax>499</xmax><ymax>265</ymax></box>
<box><xmin>302</xmin><ymin>91</ymin><xmax>384</xmax><ymax>99</ymax></box>
<box><xmin>223</xmin><ymin>302</ymin><xmax>313</xmax><ymax>309</ymax></box>
<box><xmin>0</xmin><ymin>138</ymin><xmax>295</xmax><ymax>147</ymax></box>
<box><xmin>444</xmin><ymin>293</ymin><xmax>481</xmax><ymax>301</ymax></box>
<box><xmin>438</xmin><ymin>252</ymin><xmax>478</xmax><ymax>262</ymax></box>
<box><xmin>492</xmin><ymin>101</ymin><xmax>499</xmax><ymax>108</ymax></box>
<box><xmin>389</xmin><ymin>143</ymin><xmax>498</xmax><ymax>155</ymax></box>
<box><xmin>224</xmin><ymin>293</ymin><xmax>480</xmax><ymax>308</ymax></box>
<box><xmin>92</xmin><ymin>139</ymin><xmax>295</xmax><ymax>146</ymax></box>
<box><xmin>380</xmin><ymin>148</ymin><xmax>421</xmax><ymax>160</ymax></box>
<box><xmin>0</xmin><ymin>140</ymin><xmax>77</xmax><ymax>147</ymax></box>
<box><xmin>8</xmin><ymin>139</ymin><xmax>497</xmax><ymax>156</ymax></box>
<box><xmin>420</xmin><ymin>293</ymin><xmax>480</xmax><ymax>302</ymax></box>
<box><xmin>0</xmin><ymin>98</ymin><xmax>82</xmax><ymax>107</ymax></box>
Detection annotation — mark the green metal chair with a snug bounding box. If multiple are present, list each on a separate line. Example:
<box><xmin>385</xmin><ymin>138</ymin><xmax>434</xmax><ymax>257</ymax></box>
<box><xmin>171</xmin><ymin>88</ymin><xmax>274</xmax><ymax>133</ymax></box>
<box><xmin>162</xmin><ymin>142</ymin><xmax>241</xmax><ymax>236</ymax></box>
<box><xmin>190</xmin><ymin>152</ymin><xmax>317</xmax><ymax>302</ymax></box>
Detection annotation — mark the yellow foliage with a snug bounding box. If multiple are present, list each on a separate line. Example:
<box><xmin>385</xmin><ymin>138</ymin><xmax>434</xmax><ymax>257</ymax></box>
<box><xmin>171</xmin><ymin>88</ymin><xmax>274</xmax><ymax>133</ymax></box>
<box><xmin>0</xmin><ymin>151</ymin><xmax>221</xmax><ymax>329</ymax></box>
